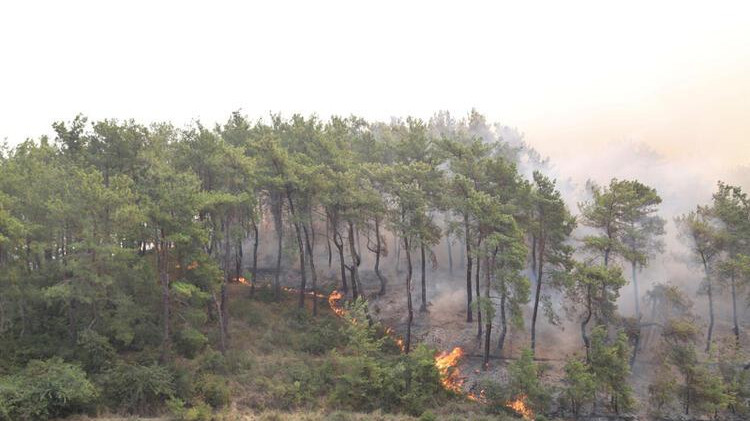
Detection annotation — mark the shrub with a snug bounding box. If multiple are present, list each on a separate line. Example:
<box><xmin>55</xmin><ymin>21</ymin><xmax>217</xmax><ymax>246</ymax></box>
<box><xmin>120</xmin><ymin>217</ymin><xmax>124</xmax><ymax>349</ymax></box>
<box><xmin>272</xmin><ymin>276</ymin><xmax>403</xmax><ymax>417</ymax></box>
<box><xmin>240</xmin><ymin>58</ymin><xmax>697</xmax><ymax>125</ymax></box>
<box><xmin>76</xmin><ymin>328</ymin><xmax>116</xmax><ymax>373</ymax></box>
<box><xmin>0</xmin><ymin>357</ymin><xmax>97</xmax><ymax>420</ymax></box>
<box><xmin>99</xmin><ymin>362</ymin><xmax>175</xmax><ymax>414</ymax></box>
<box><xmin>167</xmin><ymin>397</ymin><xmax>213</xmax><ymax>421</ymax></box>
<box><xmin>419</xmin><ymin>409</ymin><xmax>437</xmax><ymax>421</ymax></box>
<box><xmin>175</xmin><ymin>327</ymin><xmax>209</xmax><ymax>358</ymax></box>
<box><xmin>197</xmin><ymin>374</ymin><xmax>231</xmax><ymax>408</ymax></box>
<box><xmin>560</xmin><ymin>357</ymin><xmax>596</xmax><ymax>416</ymax></box>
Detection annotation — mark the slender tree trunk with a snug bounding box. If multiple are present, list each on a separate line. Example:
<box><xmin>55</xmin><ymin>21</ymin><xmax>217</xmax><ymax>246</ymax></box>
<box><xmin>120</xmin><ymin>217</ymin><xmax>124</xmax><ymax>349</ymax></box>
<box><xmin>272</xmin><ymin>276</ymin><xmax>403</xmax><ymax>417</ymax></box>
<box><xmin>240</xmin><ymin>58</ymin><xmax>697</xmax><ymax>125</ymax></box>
<box><xmin>483</xmin><ymin>254</ymin><xmax>493</xmax><ymax>369</ymax></box>
<box><xmin>731</xmin><ymin>271</ymin><xmax>740</xmax><ymax>347</ymax></box>
<box><xmin>630</xmin><ymin>260</ymin><xmax>641</xmax><ymax>367</ymax></box>
<box><xmin>446</xmin><ymin>232</ymin><xmax>453</xmax><ymax>277</ymax></box>
<box><xmin>702</xmin><ymin>255</ymin><xmax>714</xmax><ymax>353</ymax></box>
<box><xmin>404</xmin><ymin>235</ymin><xmax>413</xmax><ymax>354</ymax></box>
<box><xmin>374</xmin><ymin>217</ymin><xmax>386</xmax><ymax>296</ymax></box>
<box><xmin>531</xmin><ymin>234</ymin><xmax>544</xmax><ymax>357</ymax></box>
<box><xmin>235</xmin><ymin>238</ymin><xmax>243</xmax><ymax>285</ymax></box>
<box><xmin>464</xmin><ymin>213</ymin><xmax>473</xmax><ymax>323</ymax></box>
<box><xmin>68</xmin><ymin>299</ymin><xmax>77</xmax><ymax>345</ymax></box>
<box><xmin>251</xmin><ymin>220</ymin><xmax>259</xmax><ymax>297</ymax></box>
<box><xmin>302</xmin><ymin>221</ymin><xmax>318</xmax><ymax>316</ymax></box>
<box><xmin>347</xmin><ymin>221</ymin><xmax>361</xmax><ymax>299</ymax></box>
<box><xmin>420</xmin><ymin>242</ymin><xmax>427</xmax><ymax>312</ymax></box>
<box><xmin>333</xmin><ymin>227</ymin><xmax>348</xmax><ymax>293</ymax></box>
<box><xmin>604</xmin><ymin>247</ymin><xmax>610</xmax><ymax>267</ymax></box>
<box><xmin>582</xmin><ymin>284</ymin><xmax>593</xmax><ymax>361</ymax></box>
<box><xmin>498</xmin><ymin>286</ymin><xmax>507</xmax><ymax>354</ymax></box>
<box><xmin>530</xmin><ymin>233</ymin><xmax>537</xmax><ymax>281</ymax></box>
<box><xmin>475</xmin><ymin>238</ymin><xmax>482</xmax><ymax>338</ymax></box>
<box><xmin>219</xmin><ymin>216</ymin><xmax>231</xmax><ymax>353</ymax></box>
<box><xmin>158</xmin><ymin>231</ymin><xmax>170</xmax><ymax>361</ymax></box>
<box><xmin>396</xmin><ymin>235</ymin><xmax>401</xmax><ymax>273</ymax></box>
<box><xmin>326</xmin><ymin>217</ymin><xmax>332</xmax><ymax>268</ymax></box>
<box><xmin>273</xmin><ymin>198</ymin><xmax>283</xmax><ymax>301</ymax></box>
<box><xmin>286</xmin><ymin>193</ymin><xmax>307</xmax><ymax>309</ymax></box>
<box><xmin>632</xmin><ymin>260</ymin><xmax>640</xmax><ymax>318</ymax></box>
<box><xmin>685</xmin><ymin>374</ymin><xmax>691</xmax><ymax>415</ymax></box>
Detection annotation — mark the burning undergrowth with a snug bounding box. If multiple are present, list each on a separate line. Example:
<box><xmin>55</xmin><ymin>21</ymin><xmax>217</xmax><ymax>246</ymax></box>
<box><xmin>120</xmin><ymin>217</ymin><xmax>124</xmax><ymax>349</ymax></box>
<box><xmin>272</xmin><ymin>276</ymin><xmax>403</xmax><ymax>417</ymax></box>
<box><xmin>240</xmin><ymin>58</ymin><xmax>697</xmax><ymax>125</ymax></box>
<box><xmin>255</xmin><ymin>276</ymin><xmax>534</xmax><ymax>419</ymax></box>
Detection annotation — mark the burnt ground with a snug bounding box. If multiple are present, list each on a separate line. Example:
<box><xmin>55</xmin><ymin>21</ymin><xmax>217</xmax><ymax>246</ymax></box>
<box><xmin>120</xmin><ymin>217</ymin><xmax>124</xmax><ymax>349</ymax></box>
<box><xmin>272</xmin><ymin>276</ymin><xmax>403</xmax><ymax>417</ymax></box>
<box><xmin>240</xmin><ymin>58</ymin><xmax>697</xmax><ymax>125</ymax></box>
<box><xmin>261</xmin><ymin>260</ymin><xmax>750</xmax><ymax>420</ymax></box>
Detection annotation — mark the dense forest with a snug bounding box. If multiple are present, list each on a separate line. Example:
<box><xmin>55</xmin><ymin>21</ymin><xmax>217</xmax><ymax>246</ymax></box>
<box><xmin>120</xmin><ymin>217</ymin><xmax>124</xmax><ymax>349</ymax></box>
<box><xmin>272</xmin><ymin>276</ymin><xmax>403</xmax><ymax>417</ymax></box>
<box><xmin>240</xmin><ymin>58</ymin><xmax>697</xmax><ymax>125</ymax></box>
<box><xmin>1</xmin><ymin>110</ymin><xmax>749</xmax><ymax>421</ymax></box>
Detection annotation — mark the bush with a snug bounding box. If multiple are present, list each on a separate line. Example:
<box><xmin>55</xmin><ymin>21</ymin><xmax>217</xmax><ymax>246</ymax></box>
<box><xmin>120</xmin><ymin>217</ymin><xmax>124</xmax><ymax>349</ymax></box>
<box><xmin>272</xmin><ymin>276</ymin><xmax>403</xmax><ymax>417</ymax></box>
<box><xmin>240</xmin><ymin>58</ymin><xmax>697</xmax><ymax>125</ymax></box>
<box><xmin>99</xmin><ymin>362</ymin><xmax>175</xmax><ymax>414</ymax></box>
<box><xmin>0</xmin><ymin>357</ymin><xmax>97</xmax><ymax>420</ymax></box>
<box><xmin>197</xmin><ymin>373</ymin><xmax>231</xmax><ymax>408</ymax></box>
<box><xmin>76</xmin><ymin>329</ymin><xmax>116</xmax><ymax>373</ymax></box>
<box><xmin>419</xmin><ymin>409</ymin><xmax>437</xmax><ymax>421</ymax></box>
<box><xmin>167</xmin><ymin>397</ymin><xmax>213</xmax><ymax>421</ymax></box>
<box><xmin>175</xmin><ymin>327</ymin><xmax>209</xmax><ymax>358</ymax></box>
<box><xmin>295</xmin><ymin>319</ymin><xmax>346</xmax><ymax>354</ymax></box>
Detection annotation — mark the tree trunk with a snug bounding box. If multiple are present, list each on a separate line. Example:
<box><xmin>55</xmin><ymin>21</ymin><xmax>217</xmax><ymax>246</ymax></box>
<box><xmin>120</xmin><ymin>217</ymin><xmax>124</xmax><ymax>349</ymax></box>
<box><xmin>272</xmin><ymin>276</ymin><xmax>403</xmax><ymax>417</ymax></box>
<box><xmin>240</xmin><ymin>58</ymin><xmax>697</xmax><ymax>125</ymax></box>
<box><xmin>582</xmin><ymin>284</ymin><xmax>593</xmax><ymax>361</ymax></box>
<box><xmin>235</xmin><ymin>237</ymin><xmax>243</xmax><ymax>285</ymax></box>
<box><xmin>333</xmin><ymin>227</ymin><xmax>348</xmax><ymax>293</ymax></box>
<box><xmin>326</xmin><ymin>217</ymin><xmax>332</xmax><ymax>268</ymax></box>
<box><xmin>396</xmin><ymin>235</ymin><xmax>401</xmax><ymax>273</ymax></box>
<box><xmin>404</xmin><ymin>235</ymin><xmax>414</xmax><ymax>354</ymax></box>
<box><xmin>531</xmin><ymin>234</ymin><xmax>544</xmax><ymax>357</ymax></box>
<box><xmin>475</xmin><ymin>238</ymin><xmax>482</xmax><ymax>338</ymax></box>
<box><xmin>446</xmin><ymin>232</ymin><xmax>453</xmax><ymax>277</ymax></box>
<box><xmin>251</xmin><ymin>219</ymin><xmax>259</xmax><ymax>297</ymax></box>
<box><xmin>702</xmin><ymin>255</ymin><xmax>714</xmax><ymax>353</ymax></box>
<box><xmin>483</xmin><ymin>254</ymin><xmax>493</xmax><ymax>369</ymax></box>
<box><xmin>632</xmin><ymin>260</ymin><xmax>640</xmax><ymax>318</ymax></box>
<box><xmin>530</xmin><ymin>233</ymin><xmax>537</xmax><ymax>281</ymax></box>
<box><xmin>302</xmin><ymin>221</ymin><xmax>318</xmax><ymax>316</ymax></box>
<box><xmin>347</xmin><ymin>221</ymin><xmax>361</xmax><ymax>299</ymax></box>
<box><xmin>464</xmin><ymin>213</ymin><xmax>473</xmax><ymax>323</ymax></box>
<box><xmin>374</xmin><ymin>217</ymin><xmax>386</xmax><ymax>296</ymax></box>
<box><xmin>273</xmin><ymin>197</ymin><xmax>283</xmax><ymax>301</ymax></box>
<box><xmin>630</xmin><ymin>260</ymin><xmax>640</xmax><ymax>367</ymax></box>
<box><xmin>157</xmin><ymin>231</ymin><xmax>170</xmax><ymax>361</ymax></box>
<box><xmin>219</xmin><ymin>216</ymin><xmax>231</xmax><ymax>353</ymax></box>
<box><xmin>286</xmin><ymin>193</ymin><xmax>307</xmax><ymax>309</ymax></box>
<box><xmin>420</xmin><ymin>242</ymin><xmax>427</xmax><ymax>312</ymax></box>
<box><xmin>731</xmin><ymin>270</ymin><xmax>740</xmax><ymax>348</ymax></box>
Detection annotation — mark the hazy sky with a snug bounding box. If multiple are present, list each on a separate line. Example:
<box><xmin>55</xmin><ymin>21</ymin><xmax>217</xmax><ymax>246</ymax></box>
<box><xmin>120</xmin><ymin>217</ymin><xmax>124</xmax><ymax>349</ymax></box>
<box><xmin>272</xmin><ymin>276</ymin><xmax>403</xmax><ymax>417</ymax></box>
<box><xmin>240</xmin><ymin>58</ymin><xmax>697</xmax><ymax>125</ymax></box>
<box><xmin>1</xmin><ymin>1</ymin><xmax>748</xmax><ymax>168</ymax></box>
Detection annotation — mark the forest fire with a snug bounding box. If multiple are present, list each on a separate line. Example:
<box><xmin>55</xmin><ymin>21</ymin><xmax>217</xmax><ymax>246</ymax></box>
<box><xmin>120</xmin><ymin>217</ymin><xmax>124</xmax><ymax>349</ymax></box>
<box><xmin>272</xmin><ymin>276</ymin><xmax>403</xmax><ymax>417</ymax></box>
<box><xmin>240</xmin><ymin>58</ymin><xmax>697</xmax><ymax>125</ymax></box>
<box><xmin>384</xmin><ymin>327</ymin><xmax>405</xmax><ymax>351</ymax></box>
<box><xmin>231</xmin><ymin>276</ymin><xmax>249</xmax><ymax>285</ymax></box>
<box><xmin>327</xmin><ymin>290</ymin><xmax>346</xmax><ymax>317</ymax></box>
<box><xmin>505</xmin><ymin>394</ymin><xmax>533</xmax><ymax>420</ymax></box>
<box><xmin>434</xmin><ymin>347</ymin><xmax>465</xmax><ymax>393</ymax></box>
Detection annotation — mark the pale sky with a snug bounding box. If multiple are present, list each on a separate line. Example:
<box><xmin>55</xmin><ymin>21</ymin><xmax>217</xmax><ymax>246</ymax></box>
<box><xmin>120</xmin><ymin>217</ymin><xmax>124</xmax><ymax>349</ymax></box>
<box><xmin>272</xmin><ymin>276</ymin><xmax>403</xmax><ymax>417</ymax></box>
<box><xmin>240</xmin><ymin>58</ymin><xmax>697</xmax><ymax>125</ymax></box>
<box><xmin>1</xmin><ymin>0</ymin><xmax>749</xmax><ymax>168</ymax></box>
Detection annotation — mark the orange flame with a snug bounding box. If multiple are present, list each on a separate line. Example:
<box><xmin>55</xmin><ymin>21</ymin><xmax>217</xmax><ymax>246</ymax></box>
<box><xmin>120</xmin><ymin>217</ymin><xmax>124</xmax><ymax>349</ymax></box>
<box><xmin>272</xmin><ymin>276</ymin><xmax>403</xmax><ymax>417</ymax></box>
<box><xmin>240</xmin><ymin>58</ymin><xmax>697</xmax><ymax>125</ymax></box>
<box><xmin>232</xmin><ymin>276</ymin><xmax>249</xmax><ymax>285</ymax></box>
<box><xmin>434</xmin><ymin>347</ymin><xmax>465</xmax><ymax>393</ymax></box>
<box><xmin>505</xmin><ymin>394</ymin><xmax>534</xmax><ymax>420</ymax></box>
<box><xmin>327</xmin><ymin>290</ymin><xmax>346</xmax><ymax>317</ymax></box>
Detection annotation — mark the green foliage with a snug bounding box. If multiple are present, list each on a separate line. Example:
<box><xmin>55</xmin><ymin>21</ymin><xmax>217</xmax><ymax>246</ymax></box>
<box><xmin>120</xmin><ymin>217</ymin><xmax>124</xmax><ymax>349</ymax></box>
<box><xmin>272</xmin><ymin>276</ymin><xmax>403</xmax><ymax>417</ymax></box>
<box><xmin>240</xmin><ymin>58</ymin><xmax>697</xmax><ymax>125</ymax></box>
<box><xmin>197</xmin><ymin>373</ymin><xmax>231</xmax><ymax>408</ymax></box>
<box><xmin>167</xmin><ymin>397</ymin><xmax>213</xmax><ymax>421</ymax></box>
<box><xmin>0</xmin><ymin>357</ymin><xmax>97</xmax><ymax>420</ymax></box>
<box><xmin>647</xmin><ymin>369</ymin><xmax>678</xmax><ymax>415</ymax></box>
<box><xmin>99</xmin><ymin>362</ymin><xmax>175</xmax><ymax>414</ymax></box>
<box><xmin>75</xmin><ymin>328</ymin><xmax>116</xmax><ymax>373</ymax></box>
<box><xmin>589</xmin><ymin>327</ymin><xmax>634</xmax><ymax>413</ymax></box>
<box><xmin>175</xmin><ymin>327</ymin><xmax>209</xmax><ymax>358</ymax></box>
<box><xmin>561</xmin><ymin>357</ymin><xmax>596</xmax><ymax>415</ymax></box>
<box><xmin>507</xmin><ymin>349</ymin><xmax>552</xmax><ymax>412</ymax></box>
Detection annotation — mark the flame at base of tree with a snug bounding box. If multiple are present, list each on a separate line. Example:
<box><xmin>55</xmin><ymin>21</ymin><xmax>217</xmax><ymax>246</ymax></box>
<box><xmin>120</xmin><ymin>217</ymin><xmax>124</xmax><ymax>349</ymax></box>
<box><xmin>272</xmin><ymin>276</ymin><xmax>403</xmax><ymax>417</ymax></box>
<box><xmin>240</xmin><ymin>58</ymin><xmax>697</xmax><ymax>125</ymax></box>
<box><xmin>505</xmin><ymin>394</ymin><xmax>534</xmax><ymax>420</ymax></box>
<box><xmin>434</xmin><ymin>347</ymin><xmax>465</xmax><ymax>393</ymax></box>
<box><xmin>231</xmin><ymin>276</ymin><xmax>249</xmax><ymax>285</ymax></box>
<box><xmin>327</xmin><ymin>290</ymin><xmax>346</xmax><ymax>317</ymax></box>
